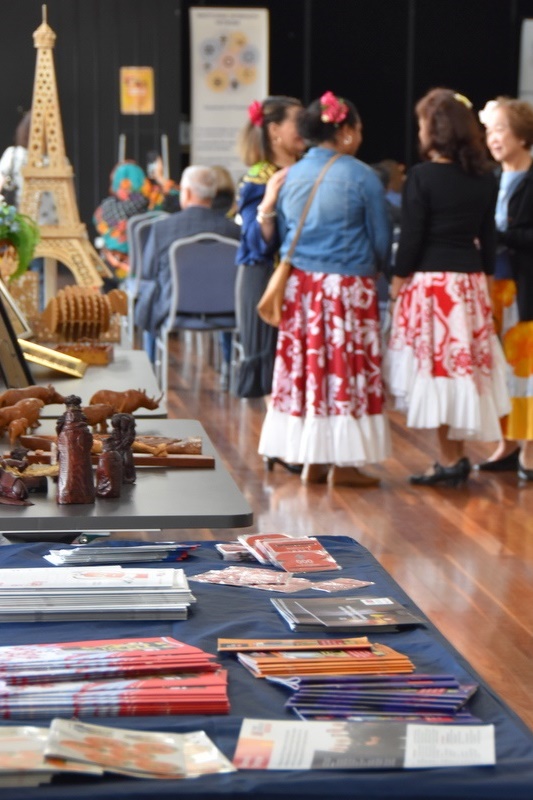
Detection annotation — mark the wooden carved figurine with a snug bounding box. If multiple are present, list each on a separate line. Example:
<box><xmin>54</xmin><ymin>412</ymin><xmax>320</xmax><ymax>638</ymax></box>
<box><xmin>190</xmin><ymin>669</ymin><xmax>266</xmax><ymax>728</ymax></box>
<box><xmin>0</xmin><ymin>385</ymin><xmax>65</xmax><ymax>408</ymax></box>
<box><xmin>88</xmin><ymin>388</ymin><xmax>162</xmax><ymax>415</ymax></box>
<box><xmin>56</xmin><ymin>395</ymin><xmax>95</xmax><ymax>505</ymax></box>
<box><xmin>0</xmin><ymin>467</ymin><xmax>32</xmax><ymax>505</ymax></box>
<box><xmin>0</xmin><ymin>398</ymin><xmax>44</xmax><ymax>437</ymax></box>
<box><xmin>95</xmin><ymin>436</ymin><xmax>123</xmax><ymax>498</ymax></box>
<box><xmin>108</xmin><ymin>413</ymin><xmax>136</xmax><ymax>484</ymax></box>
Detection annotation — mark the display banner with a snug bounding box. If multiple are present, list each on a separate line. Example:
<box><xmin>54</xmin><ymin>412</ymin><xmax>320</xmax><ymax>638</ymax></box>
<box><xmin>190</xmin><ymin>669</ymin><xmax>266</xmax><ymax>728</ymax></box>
<box><xmin>189</xmin><ymin>7</ymin><xmax>269</xmax><ymax>183</ymax></box>
<box><xmin>518</xmin><ymin>19</ymin><xmax>533</xmax><ymax>103</ymax></box>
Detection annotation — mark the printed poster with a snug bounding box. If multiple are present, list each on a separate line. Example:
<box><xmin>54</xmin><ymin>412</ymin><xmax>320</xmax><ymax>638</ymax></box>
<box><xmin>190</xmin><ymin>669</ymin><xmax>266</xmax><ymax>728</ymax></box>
<box><xmin>189</xmin><ymin>7</ymin><xmax>269</xmax><ymax>183</ymax></box>
<box><xmin>120</xmin><ymin>67</ymin><xmax>155</xmax><ymax>115</ymax></box>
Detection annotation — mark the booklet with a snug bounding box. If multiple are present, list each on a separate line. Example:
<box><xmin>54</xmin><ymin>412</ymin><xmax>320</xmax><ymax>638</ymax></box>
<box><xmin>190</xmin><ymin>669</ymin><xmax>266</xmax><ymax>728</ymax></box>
<box><xmin>271</xmin><ymin>596</ymin><xmax>424</xmax><ymax>632</ymax></box>
<box><xmin>45</xmin><ymin>717</ymin><xmax>236</xmax><ymax>779</ymax></box>
<box><xmin>232</xmin><ymin>719</ymin><xmax>496</xmax><ymax>769</ymax></box>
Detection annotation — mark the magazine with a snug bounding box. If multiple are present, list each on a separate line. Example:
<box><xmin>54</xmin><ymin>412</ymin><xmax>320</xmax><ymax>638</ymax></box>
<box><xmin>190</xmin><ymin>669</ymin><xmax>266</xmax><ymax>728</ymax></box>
<box><xmin>271</xmin><ymin>595</ymin><xmax>424</xmax><ymax>632</ymax></box>
<box><xmin>232</xmin><ymin>719</ymin><xmax>496</xmax><ymax>769</ymax></box>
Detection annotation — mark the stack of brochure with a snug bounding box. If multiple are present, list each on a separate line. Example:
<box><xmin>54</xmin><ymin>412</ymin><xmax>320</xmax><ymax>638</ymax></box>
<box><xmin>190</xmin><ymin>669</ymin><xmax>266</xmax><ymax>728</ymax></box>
<box><xmin>218</xmin><ymin>636</ymin><xmax>414</xmax><ymax>678</ymax></box>
<box><xmin>0</xmin><ymin>636</ymin><xmax>229</xmax><ymax>718</ymax></box>
<box><xmin>45</xmin><ymin>542</ymin><xmax>199</xmax><ymax>566</ymax></box>
<box><xmin>44</xmin><ymin>718</ymin><xmax>236</xmax><ymax>779</ymax></box>
<box><xmin>270</xmin><ymin>595</ymin><xmax>423</xmax><ymax>633</ymax></box>
<box><xmin>270</xmin><ymin>674</ymin><xmax>480</xmax><ymax>722</ymax></box>
<box><xmin>237</xmin><ymin>533</ymin><xmax>341</xmax><ymax>572</ymax></box>
<box><xmin>0</xmin><ymin>726</ymin><xmax>103</xmax><ymax>788</ymax></box>
<box><xmin>0</xmin><ymin>565</ymin><xmax>195</xmax><ymax>622</ymax></box>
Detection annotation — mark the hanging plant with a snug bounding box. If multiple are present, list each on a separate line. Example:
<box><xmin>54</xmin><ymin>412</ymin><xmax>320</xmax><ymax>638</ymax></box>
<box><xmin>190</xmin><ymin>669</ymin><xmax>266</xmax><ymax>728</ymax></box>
<box><xmin>0</xmin><ymin>200</ymin><xmax>40</xmax><ymax>282</ymax></box>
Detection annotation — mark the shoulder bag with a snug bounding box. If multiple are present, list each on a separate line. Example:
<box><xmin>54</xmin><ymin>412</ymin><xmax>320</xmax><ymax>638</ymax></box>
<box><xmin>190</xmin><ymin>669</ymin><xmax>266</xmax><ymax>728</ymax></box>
<box><xmin>256</xmin><ymin>153</ymin><xmax>341</xmax><ymax>327</ymax></box>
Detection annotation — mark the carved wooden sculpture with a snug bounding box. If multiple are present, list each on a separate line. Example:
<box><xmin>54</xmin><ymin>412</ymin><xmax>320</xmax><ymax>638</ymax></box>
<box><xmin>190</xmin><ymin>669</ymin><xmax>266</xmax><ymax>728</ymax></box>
<box><xmin>107</xmin><ymin>413</ymin><xmax>136</xmax><ymax>484</ymax></box>
<box><xmin>0</xmin><ymin>467</ymin><xmax>32</xmax><ymax>505</ymax></box>
<box><xmin>88</xmin><ymin>389</ymin><xmax>162</xmax><ymax>415</ymax></box>
<box><xmin>0</xmin><ymin>385</ymin><xmax>65</xmax><ymax>408</ymax></box>
<box><xmin>56</xmin><ymin>394</ymin><xmax>95</xmax><ymax>504</ymax></box>
<box><xmin>81</xmin><ymin>404</ymin><xmax>115</xmax><ymax>433</ymax></box>
<box><xmin>95</xmin><ymin>436</ymin><xmax>123</xmax><ymax>498</ymax></box>
<box><xmin>0</xmin><ymin>398</ymin><xmax>44</xmax><ymax>436</ymax></box>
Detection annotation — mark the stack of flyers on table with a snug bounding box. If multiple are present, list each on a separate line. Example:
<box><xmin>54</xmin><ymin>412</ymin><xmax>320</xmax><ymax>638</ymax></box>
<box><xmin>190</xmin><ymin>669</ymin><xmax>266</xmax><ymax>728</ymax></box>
<box><xmin>237</xmin><ymin>533</ymin><xmax>341</xmax><ymax>572</ymax></box>
<box><xmin>217</xmin><ymin>636</ymin><xmax>414</xmax><ymax>678</ymax></box>
<box><xmin>189</xmin><ymin>566</ymin><xmax>372</xmax><ymax>594</ymax></box>
<box><xmin>0</xmin><ymin>726</ymin><xmax>103</xmax><ymax>788</ymax></box>
<box><xmin>271</xmin><ymin>595</ymin><xmax>424</xmax><ymax>633</ymax></box>
<box><xmin>44</xmin><ymin>717</ymin><xmax>236</xmax><ymax>779</ymax></box>
<box><xmin>0</xmin><ymin>565</ymin><xmax>195</xmax><ymax>622</ymax></box>
<box><xmin>0</xmin><ymin>636</ymin><xmax>230</xmax><ymax>718</ymax></box>
<box><xmin>270</xmin><ymin>673</ymin><xmax>480</xmax><ymax>723</ymax></box>
<box><xmin>232</xmin><ymin>718</ymin><xmax>496</xmax><ymax>770</ymax></box>
<box><xmin>45</xmin><ymin>542</ymin><xmax>199</xmax><ymax>566</ymax></box>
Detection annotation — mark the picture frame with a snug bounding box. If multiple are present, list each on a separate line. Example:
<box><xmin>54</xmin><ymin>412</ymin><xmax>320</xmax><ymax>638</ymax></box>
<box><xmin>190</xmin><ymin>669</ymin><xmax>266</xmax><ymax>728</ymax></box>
<box><xmin>0</xmin><ymin>277</ymin><xmax>32</xmax><ymax>339</ymax></box>
<box><xmin>0</xmin><ymin>294</ymin><xmax>34</xmax><ymax>388</ymax></box>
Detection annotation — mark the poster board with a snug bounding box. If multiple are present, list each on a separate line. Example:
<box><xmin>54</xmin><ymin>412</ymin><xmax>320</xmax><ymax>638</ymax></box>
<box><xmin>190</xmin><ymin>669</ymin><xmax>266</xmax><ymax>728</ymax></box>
<box><xmin>189</xmin><ymin>6</ymin><xmax>269</xmax><ymax>184</ymax></box>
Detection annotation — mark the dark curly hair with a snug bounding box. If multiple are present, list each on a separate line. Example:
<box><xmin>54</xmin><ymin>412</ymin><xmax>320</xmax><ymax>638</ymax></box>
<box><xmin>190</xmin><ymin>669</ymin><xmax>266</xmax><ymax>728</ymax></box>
<box><xmin>416</xmin><ymin>88</ymin><xmax>490</xmax><ymax>176</ymax></box>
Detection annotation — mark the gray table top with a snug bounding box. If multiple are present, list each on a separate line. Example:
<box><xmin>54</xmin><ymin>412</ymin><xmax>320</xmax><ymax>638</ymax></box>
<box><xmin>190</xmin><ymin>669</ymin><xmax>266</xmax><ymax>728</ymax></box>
<box><xmin>27</xmin><ymin>349</ymin><xmax>167</xmax><ymax>418</ymax></box>
<box><xmin>0</xmin><ymin>419</ymin><xmax>253</xmax><ymax>533</ymax></box>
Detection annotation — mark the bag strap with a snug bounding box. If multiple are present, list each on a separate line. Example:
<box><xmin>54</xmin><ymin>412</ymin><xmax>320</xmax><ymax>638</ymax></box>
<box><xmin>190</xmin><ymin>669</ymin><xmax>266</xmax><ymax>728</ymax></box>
<box><xmin>284</xmin><ymin>152</ymin><xmax>341</xmax><ymax>263</ymax></box>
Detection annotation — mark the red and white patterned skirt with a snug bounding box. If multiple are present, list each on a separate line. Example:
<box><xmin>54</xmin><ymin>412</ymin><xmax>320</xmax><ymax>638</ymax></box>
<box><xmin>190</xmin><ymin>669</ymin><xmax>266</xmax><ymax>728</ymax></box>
<box><xmin>384</xmin><ymin>272</ymin><xmax>510</xmax><ymax>441</ymax></box>
<box><xmin>258</xmin><ymin>269</ymin><xmax>390</xmax><ymax>466</ymax></box>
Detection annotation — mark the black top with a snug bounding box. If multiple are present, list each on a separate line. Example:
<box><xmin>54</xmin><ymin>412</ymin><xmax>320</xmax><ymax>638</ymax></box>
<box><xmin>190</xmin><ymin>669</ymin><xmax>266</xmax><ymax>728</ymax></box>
<box><xmin>393</xmin><ymin>162</ymin><xmax>498</xmax><ymax>277</ymax></box>
<box><xmin>498</xmin><ymin>163</ymin><xmax>533</xmax><ymax>320</ymax></box>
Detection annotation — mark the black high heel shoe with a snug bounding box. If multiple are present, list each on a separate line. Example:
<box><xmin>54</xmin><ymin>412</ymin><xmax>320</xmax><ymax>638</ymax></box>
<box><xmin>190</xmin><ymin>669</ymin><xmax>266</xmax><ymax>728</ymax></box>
<box><xmin>477</xmin><ymin>448</ymin><xmax>520</xmax><ymax>472</ymax></box>
<box><xmin>410</xmin><ymin>457</ymin><xmax>471</xmax><ymax>487</ymax></box>
<box><xmin>264</xmin><ymin>457</ymin><xmax>303</xmax><ymax>475</ymax></box>
<box><xmin>518</xmin><ymin>460</ymin><xmax>533</xmax><ymax>481</ymax></box>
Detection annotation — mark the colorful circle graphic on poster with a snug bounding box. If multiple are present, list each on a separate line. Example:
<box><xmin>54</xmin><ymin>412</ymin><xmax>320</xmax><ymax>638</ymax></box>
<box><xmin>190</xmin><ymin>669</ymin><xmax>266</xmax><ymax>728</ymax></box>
<box><xmin>200</xmin><ymin>32</ymin><xmax>259</xmax><ymax>92</ymax></box>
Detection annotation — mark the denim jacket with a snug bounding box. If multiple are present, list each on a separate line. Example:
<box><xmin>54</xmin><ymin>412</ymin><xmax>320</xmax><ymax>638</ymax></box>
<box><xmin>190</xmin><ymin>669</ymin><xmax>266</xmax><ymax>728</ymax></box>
<box><xmin>277</xmin><ymin>147</ymin><xmax>391</xmax><ymax>276</ymax></box>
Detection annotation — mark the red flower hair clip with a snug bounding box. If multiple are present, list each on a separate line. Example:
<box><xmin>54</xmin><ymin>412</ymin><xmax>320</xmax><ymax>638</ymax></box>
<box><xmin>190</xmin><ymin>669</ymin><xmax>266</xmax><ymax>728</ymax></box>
<box><xmin>248</xmin><ymin>100</ymin><xmax>264</xmax><ymax>127</ymax></box>
<box><xmin>320</xmin><ymin>91</ymin><xmax>348</xmax><ymax>125</ymax></box>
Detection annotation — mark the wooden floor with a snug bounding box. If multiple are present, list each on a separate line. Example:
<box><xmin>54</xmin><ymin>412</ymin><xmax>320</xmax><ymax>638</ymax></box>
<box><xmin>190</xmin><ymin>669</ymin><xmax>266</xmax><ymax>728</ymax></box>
<box><xmin>130</xmin><ymin>333</ymin><xmax>533</xmax><ymax>732</ymax></box>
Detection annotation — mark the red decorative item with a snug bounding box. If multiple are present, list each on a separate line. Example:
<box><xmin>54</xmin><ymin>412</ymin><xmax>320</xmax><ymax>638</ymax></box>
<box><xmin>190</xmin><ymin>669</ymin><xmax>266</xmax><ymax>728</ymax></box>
<box><xmin>320</xmin><ymin>91</ymin><xmax>348</xmax><ymax>125</ymax></box>
<box><xmin>248</xmin><ymin>100</ymin><xmax>264</xmax><ymax>127</ymax></box>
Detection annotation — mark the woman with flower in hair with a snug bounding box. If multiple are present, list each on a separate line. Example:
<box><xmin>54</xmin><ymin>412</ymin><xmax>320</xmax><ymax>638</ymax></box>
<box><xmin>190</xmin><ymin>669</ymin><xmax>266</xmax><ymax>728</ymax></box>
<box><xmin>476</xmin><ymin>96</ymin><xmax>533</xmax><ymax>479</ymax></box>
<box><xmin>235</xmin><ymin>96</ymin><xmax>304</xmax><ymax>403</ymax></box>
<box><xmin>258</xmin><ymin>91</ymin><xmax>392</xmax><ymax>486</ymax></box>
<box><xmin>385</xmin><ymin>88</ymin><xmax>509</xmax><ymax>486</ymax></box>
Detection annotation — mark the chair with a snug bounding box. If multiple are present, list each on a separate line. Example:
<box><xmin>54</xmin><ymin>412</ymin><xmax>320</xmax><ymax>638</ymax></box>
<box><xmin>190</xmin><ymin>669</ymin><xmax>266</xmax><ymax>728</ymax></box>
<box><xmin>123</xmin><ymin>211</ymin><xmax>168</xmax><ymax>348</ymax></box>
<box><xmin>154</xmin><ymin>233</ymin><xmax>239</xmax><ymax>398</ymax></box>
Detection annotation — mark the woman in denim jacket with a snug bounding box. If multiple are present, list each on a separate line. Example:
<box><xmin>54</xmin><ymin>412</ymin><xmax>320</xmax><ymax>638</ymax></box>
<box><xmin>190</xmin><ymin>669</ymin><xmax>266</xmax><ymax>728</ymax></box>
<box><xmin>258</xmin><ymin>92</ymin><xmax>392</xmax><ymax>487</ymax></box>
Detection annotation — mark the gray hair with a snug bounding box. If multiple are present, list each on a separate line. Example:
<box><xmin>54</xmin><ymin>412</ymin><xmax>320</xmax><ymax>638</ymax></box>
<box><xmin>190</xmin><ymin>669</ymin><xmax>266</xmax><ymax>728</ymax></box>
<box><xmin>180</xmin><ymin>165</ymin><xmax>217</xmax><ymax>200</ymax></box>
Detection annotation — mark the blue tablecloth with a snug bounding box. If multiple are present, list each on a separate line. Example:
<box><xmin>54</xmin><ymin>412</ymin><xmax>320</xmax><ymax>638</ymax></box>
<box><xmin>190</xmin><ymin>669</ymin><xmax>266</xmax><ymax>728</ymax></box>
<box><xmin>0</xmin><ymin>535</ymin><xmax>532</xmax><ymax>799</ymax></box>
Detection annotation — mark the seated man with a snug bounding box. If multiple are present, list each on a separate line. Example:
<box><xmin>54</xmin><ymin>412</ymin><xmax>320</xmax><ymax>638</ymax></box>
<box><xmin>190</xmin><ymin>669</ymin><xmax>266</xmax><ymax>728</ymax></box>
<box><xmin>135</xmin><ymin>165</ymin><xmax>240</xmax><ymax>362</ymax></box>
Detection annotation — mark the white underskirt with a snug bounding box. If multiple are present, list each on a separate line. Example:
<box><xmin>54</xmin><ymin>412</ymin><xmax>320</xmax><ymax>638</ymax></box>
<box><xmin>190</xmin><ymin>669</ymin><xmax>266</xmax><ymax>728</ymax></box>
<box><xmin>259</xmin><ymin>409</ymin><xmax>391</xmax><ymax>466</ymax></box>
<box><xmin>385</xmin><ymin>337</ymin><xmax>511</xmax><ymax>441</ymax></box>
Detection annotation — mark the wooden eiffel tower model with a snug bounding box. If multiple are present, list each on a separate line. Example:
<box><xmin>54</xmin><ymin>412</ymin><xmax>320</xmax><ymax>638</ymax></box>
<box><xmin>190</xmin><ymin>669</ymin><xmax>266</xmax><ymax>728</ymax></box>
<box><xmin>18</xmin><ymin>6</ymin><xmax>108</xmax><ymax>289</ymax></box>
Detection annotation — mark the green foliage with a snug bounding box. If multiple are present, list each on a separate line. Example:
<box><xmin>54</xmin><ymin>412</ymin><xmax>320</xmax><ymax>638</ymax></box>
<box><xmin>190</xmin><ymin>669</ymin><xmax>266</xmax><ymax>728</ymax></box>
<box><xmin>0</xmin><ymin>202</ymin><xmax>40</xmax><ymax>282</ymax></box>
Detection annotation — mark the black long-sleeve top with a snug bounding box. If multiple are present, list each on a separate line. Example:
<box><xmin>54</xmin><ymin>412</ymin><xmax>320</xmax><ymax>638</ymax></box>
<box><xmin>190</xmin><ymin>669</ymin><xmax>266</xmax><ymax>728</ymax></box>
<box><xmin>393</xmin><ymin>162</ymin><xmax>498</xmax><ymax>277</ymax></box>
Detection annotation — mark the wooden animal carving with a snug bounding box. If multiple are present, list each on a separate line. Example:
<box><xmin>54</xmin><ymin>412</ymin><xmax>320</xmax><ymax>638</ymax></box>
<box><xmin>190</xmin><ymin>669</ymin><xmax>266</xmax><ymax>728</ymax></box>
<box><xmin>81</xmin><ymin>404</ymin><xmax>115</xmax><ymax>433</ymax></box>
<box><xmin>88</xmin><ymin>388</ymin><xmax>162</xmax><ymax>415</ymax></box>
<box><xmin>8</xmin><ymin>417</ymin><xmax>30</xmax><ymax>447</ymax></box>
<box><xmin>0</xmin><ymin>385</ymin><xmax>65</xmax><ymax>408</ymax></box>
<box><xmin>0</xmin><ymin>398</ymin><xmax>44</xmax><ymax>436</ymax></box>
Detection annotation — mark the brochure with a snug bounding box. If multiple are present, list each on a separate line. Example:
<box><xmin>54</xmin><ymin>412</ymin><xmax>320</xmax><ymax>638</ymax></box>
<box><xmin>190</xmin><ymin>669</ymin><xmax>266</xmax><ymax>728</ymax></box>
<box><xmin>232</xmin><ymin>719</ymin><xmax>496</xmax><ymax>769</ymax></box>
<box><xmin>271</xmin><ymin>595</ymin><xmax>424</xmax><ymax>632</ymax></box>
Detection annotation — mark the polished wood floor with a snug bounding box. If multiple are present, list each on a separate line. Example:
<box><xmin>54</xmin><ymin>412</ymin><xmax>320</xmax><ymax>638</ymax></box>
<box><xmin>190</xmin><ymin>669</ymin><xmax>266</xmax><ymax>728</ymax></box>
<box><xmin>135</xmin><ymin>333</ymin><xmax>533</xmax><ymax>731</ymax></box>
